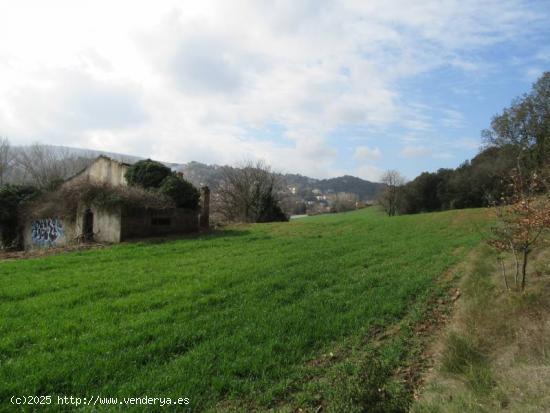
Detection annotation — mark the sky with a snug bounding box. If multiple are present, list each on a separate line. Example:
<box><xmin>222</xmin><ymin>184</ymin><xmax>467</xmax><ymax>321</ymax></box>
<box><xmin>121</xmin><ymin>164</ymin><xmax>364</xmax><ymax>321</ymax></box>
<box><xmin>0</xmin><ymin>1</ymin><xmax>549</xmax><ymax>181</ymax></box>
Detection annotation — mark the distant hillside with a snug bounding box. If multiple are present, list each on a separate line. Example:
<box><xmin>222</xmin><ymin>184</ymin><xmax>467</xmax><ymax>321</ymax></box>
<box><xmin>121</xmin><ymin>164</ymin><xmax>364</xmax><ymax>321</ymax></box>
<box><xmin>5</xmin><ymin>145</ymin><xmax>382</xmax><ymax>200</ymax></box>
<box><xmin>284</xmin><ymin>173</ymin><xmax>383</xmax><ymax>200</ymax></box>
<box><xmin>178</xmin><ymin>162</ymin><xmax>383</xmax><ymax>201</ymax></box>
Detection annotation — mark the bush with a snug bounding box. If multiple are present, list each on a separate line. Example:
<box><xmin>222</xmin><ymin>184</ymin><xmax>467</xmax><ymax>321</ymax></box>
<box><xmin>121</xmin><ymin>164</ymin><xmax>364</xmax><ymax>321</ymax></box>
<box><xmin>256</xmin><ymin>192</ymin><xmax>288</xmax><ymax>222</ymax></box>
<box><xmin>159</xmin><ymin>174</ymin><xmax>200</xmax><ymax>210</ymax></box>
<box><xmin>0</xmin><ymin>184</ymin><xmax>40</xmax><ymax>248</ymax></box>
<box><xmin>125</xmin><ymin>159</ymin><xmax>172</xmax><ymax>189</ymax></box>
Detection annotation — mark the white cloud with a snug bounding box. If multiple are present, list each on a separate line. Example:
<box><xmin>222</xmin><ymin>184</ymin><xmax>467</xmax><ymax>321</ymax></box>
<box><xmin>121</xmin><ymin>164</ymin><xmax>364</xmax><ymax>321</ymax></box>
<box><xmin>354</xmin><ymin>146</ymin><xmax>382</xmax><ymax>161</ymax></box>
<box><xmin>400</xmin><ymin>145</ymin><xmax>433</xmax><ymax>158</ymax></box>
<box><xmin>356</xmin><ymin>164</ymin><xmax>384</xmax><ymax>182</ymax></box>
<box><xmin>0</xmin><ymin>0</ymin><xmax>546</xmax><ymax>177</ymax></box>
<box><xmin>440</xmin><ymin>109</ymin><xmax>465</xmax><ymax>129</ymax></box>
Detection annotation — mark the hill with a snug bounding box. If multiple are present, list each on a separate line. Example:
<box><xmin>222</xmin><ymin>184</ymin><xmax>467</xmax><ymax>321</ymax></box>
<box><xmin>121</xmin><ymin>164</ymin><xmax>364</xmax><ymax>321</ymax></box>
<box><xmin>0</xmin><ymin>207</ymin><xmax>489</xmax><ymax>412</ymax></box>
<box><xmin>179</xmin><ymin>161</ymin><xmax>384</xmax><ymax>201</ymax></box>
<box><xmin>4</xmin><ymin>146</ymin><xmax>383</xmax><ymax>203</ymax></box>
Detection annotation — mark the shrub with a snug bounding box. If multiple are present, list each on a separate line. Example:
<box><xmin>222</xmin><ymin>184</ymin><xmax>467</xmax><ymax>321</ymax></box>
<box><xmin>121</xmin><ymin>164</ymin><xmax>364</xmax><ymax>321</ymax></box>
<box><xmin>159</xmin><ymin>174</ymin><xmax>200</xmax><ymax>210</ymax></box>
<box><xmin>256</xmin><ymin>192</ymin><xmax>288</xmax><ymax>222</ymax></box>
<box><xmin>0</xmin><ymin>184</ymin><xmax>40</xmax><ymax>248</ymax></box>
<box><xmin>125</xmin><ymin>159</ymin><xmax>172</xmax><ymax>189</ymax></box>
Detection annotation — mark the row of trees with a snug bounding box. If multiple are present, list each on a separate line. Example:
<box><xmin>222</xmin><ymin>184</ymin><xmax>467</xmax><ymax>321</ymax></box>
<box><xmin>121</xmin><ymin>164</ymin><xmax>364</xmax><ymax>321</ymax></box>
<box><xmin>0</xmin><ymin>140</ymin><xmax>95</xmax><ymax>190</ymax></box>
<box><xmin>377</xmin><ymin>72</ymin><xmax>549</xmax><ymax>292</ymax></box>
<box><xmin>378</xmin><ymin>72</ymin><xmax>549</xmax><ymax>217</ymax></box>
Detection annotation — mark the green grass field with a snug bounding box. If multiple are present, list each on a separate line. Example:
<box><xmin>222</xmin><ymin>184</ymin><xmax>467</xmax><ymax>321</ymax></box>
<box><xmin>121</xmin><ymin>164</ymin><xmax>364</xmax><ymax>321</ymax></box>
<box><xmin>0</xmin><ymin>208</ymin><xmax>489</xmax><ymax>412</ymax></box>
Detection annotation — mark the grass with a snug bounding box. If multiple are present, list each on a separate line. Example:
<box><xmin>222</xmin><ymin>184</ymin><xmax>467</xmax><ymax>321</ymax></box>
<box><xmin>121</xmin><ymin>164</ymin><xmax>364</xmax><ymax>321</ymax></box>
<box><xmin>0</xmin><ymin>207</ymin><xmax>489</xmax><ymax>412</ymax></box>
<box><xmin>413</xmin><ymin>241</ymin><xmax>550</xmax><ymax>413</ymax></box>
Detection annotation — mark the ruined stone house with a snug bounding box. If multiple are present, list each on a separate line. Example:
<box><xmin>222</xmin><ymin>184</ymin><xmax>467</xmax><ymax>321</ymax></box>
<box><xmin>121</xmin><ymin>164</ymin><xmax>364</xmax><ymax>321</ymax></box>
<box><xmin>23</xmin><ymin>156</ymin><xmax>209</xmax><ymax>249</ymax></box>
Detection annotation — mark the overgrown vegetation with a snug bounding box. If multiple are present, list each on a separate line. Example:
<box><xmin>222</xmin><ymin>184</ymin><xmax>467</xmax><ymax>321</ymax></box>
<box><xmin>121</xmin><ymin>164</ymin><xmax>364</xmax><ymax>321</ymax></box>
<box><xmin>125</xmin><ymin>159</ymin><xmax>172</xmax><ymax>189</ymax></box>
<box><xmin>0</xmin><ymin>184</ymin><xmax>40</xmax><ymax>248</ymax></box>
<box><xmin>125</xmin><ymin>159</ymin><xmax>200</xmax><ymax>210</ymax></box>
<box><xmin>159</xmin><ymin>174</ymin><xmax>200</xmax><ymax>210</ymax></box>
<box><xmin>0</xmin><ymin>207</ymin><xmax>488</xmax><ymax>412</ymax></box>
<box><xmin>23</xmin><ymin>181</ymin><xmax>176</xmax><ymax>222</ymax></box>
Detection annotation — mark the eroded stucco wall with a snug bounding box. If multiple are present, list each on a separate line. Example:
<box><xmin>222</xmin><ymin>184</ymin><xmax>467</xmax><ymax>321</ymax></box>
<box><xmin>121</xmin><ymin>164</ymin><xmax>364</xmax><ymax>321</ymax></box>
<box><xmin>66</xmin><ymin>157</ymin><xmax>129</xmax><ymax>187</ymax></box>
<box><xmin>93</xmin><ymin>206</ymin><xmax>122</xmax><ymax>244</ymax></box>
<box><xmin>23</xmin><ymin>218</ymin><xmax>76</xmax><ymax>249</ymax></box>
<box><xmin>74</xmin><ymin>205</ymin><xmax>122</xmax><ymax>244</ymax></box>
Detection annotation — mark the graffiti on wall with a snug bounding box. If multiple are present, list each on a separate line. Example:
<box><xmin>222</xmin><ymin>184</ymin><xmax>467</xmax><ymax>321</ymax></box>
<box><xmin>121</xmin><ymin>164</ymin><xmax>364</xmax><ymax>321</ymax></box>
<box><xmin>31</xmin><ymin>218</ymin><xmax>65</xmax><ymax>246</ymax></box>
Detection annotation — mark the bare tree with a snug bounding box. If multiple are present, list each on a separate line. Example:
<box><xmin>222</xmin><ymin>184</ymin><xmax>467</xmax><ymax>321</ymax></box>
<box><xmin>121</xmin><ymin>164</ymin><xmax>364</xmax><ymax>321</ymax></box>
<box><xmin>214</xmin><ymin>160</ymin><xmax>287</xmax><ymax>223</ymax></box>
<box><xmin>14</xmin><ymin>144</ymin><xmax>93</xmax><ymax>189</ymax></box>
<box><xmin>329</xmin><ymin>192</ymin><xmax>359</xmax><ymax>213</ymax></box>
<box><xmin>0</xmin><ymin>137</ymin><xmax>14</xmax><ymax>185</ymax></box>
<box><xmin>487</xmin><ymin>168</ymin><xmax>550</xmax><ymax>291</ymax></box>
<box><xmin>378</xmin><ymin>170</ymin><xmax>405</xmax><ymax>216</ymax></box>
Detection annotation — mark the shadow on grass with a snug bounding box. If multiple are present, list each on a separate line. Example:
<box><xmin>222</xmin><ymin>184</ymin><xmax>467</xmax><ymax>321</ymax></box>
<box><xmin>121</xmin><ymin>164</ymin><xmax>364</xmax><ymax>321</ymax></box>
<box><xmin>130</xmin><ymin>228</ymin><xmax>254</xmax><ymax>245</ymax></box>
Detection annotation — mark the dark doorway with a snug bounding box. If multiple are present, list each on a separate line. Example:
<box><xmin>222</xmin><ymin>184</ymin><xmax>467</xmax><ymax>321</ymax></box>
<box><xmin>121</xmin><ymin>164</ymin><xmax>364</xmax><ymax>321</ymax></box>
<box><xmin>83</xmin><ymin>209</ymin><xmax>94</xmax><ymax>241</ymax></box>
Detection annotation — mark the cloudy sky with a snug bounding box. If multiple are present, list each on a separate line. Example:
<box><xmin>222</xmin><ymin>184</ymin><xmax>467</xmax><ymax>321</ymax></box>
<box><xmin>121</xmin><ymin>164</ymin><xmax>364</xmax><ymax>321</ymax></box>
<box><xmin>1</xmin><ymin>1</ymin><xmax>549</xmax><ymax>181</ymax></box>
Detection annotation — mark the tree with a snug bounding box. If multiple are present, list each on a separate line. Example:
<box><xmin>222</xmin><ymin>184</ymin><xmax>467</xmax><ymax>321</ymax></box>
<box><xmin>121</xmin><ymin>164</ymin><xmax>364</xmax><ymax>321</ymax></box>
<box><xmin>329</xmin><ymin>192</ymin><xmax>359</xmax><ymax>213</ymax></box>
<box><xmin>483</xmin><ymin>72</ymin><xmax>549</xmax><ymax>169</ymax></box>
<box><xmin>125</xmin><ymin>159</ymin><xmax>172</xmax><ymax>189</ymax></box>
<box><xmin>215</xmin><ymin>160</ymin><xmax>288</xmax><ymax>223</ymax></box>
<box><xmin>0</xmin><ymin>138</ymin><xmax>14</xmax><ymax>185</ymax></box>
<box><xmin>14</xmin><ymin>144</ymin><xmax>92</xmax><ymax>189</ymax></box>
<box><xmin>159</xmin><ymin>174</ymin><xmax>200</xmax><ymax>210</ymax></box>
<box><xmin>400</xmin><ymin>171</ymin><xmax>443</xmax><ymax>214</ymax></box>
<box><xmin>487</xmin><ymin>169</ymin><xmax>550</xmax><ymax>291</ymax></box>
<box><xmin>378</xmin><ymin>170</ymin><xmax>405</xmax><ymax>216</ymax></box>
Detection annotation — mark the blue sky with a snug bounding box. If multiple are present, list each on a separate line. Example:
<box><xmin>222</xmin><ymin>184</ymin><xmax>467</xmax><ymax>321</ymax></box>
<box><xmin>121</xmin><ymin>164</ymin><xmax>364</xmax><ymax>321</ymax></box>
<box><xmin>0</xmin><ymin>0</ymin><xmax>549</xmax><ymax>181</ymax></box>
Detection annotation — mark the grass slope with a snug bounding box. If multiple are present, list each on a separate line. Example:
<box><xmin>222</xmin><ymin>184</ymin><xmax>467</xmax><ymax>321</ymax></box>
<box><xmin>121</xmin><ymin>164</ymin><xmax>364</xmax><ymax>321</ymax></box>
<box><xmin>0</xmin><ymin>208</ymin><xmax>488</xmax><ymax>412</ymax></box>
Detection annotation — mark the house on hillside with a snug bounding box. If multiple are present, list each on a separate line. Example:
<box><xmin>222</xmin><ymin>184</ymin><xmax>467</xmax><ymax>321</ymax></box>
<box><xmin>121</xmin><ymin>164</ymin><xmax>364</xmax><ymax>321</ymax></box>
<box><xmin>22</xmin><ymin>156</ymin><xmax>210</xmax><ymax>249</ymax></box>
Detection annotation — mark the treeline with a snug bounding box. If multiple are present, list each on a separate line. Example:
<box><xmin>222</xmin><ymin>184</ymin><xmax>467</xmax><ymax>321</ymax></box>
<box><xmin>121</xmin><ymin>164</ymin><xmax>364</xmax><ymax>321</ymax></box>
<box><xmin>392</xmin><ymin>72</ymin><xmax>549</xmax><ymax>215</ymax></box>
<box><xmin>400</xmin><ymin>145</ymin><xmax>518</xmax><ymax>213</ymax></box>
<box><xmin>0</xmin><ymin>142</ymin><xmax>95</xmax><ymax>189</ymax></box>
